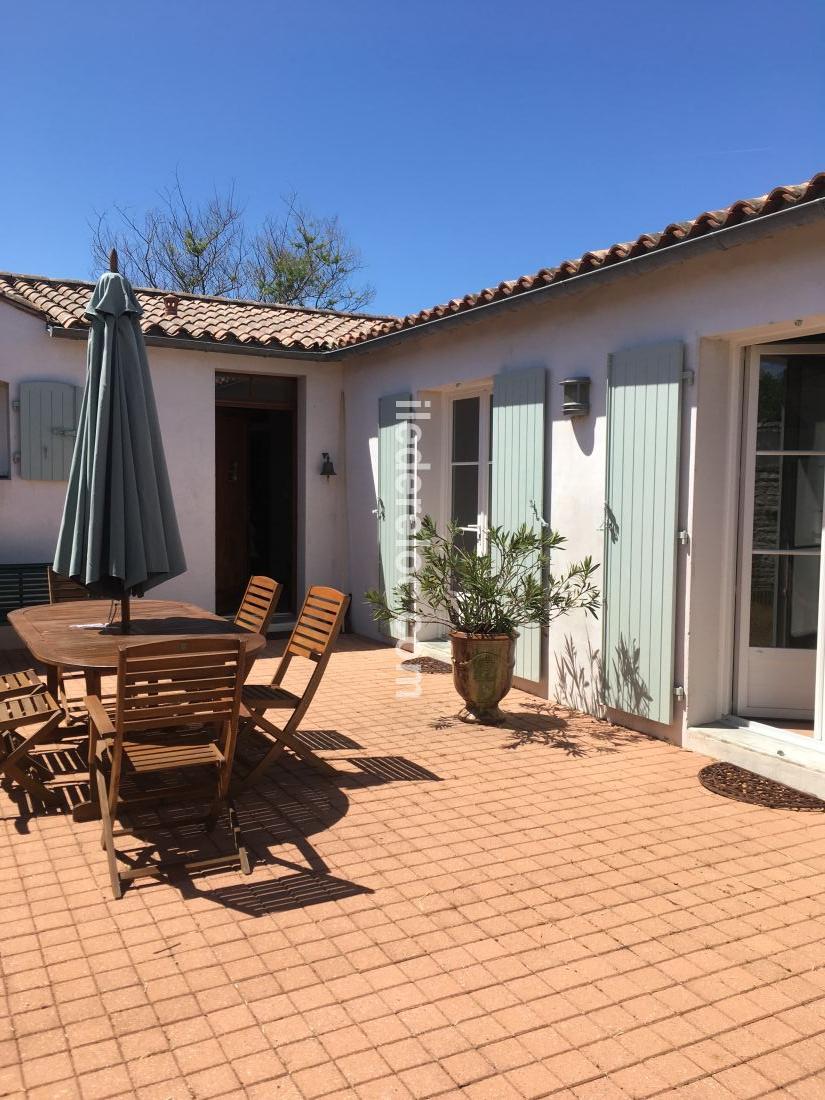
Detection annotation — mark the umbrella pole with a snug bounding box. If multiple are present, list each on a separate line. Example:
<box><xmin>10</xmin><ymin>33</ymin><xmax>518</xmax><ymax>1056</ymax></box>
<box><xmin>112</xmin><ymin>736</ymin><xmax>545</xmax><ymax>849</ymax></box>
<box><xmin>121</xmin><ymin>587</ymin><xmax>131</xmax><ymax>633</ymax></box>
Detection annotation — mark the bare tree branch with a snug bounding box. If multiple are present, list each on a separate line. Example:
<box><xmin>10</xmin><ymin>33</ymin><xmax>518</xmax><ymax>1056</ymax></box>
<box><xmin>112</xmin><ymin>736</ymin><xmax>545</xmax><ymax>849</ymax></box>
<box><xmin>90</xmin><ymin>179</ymin><xmax>374</xmax><ymax>312</ymax></box>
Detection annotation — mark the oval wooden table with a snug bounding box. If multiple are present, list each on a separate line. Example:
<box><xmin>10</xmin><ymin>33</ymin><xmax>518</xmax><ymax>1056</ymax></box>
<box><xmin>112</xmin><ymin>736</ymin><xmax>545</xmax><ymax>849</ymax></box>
<box><xmin>8</xmin><ymin>599</ymin><xmax>266</xmax><ymax>820</ymax></box>
<box><xmin>9</xmin><ymin>599</ymin><xmax>265</xmax><ymax>693</ymax></box>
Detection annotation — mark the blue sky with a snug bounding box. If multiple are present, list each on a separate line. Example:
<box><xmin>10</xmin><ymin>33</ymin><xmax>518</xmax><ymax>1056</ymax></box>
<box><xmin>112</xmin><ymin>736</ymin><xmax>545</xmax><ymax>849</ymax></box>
<box><xmin>1</xmin><ymin>1</ymin><xmax>823</xmax><ymax>317</ymax></box>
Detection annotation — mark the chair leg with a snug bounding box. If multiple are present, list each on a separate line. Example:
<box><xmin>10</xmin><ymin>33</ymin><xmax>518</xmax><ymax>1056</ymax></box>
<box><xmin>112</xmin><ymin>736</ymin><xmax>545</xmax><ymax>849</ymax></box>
<box><xmin>228</xmin><ymin>800</ymin><xmax>252</xmax><ymax>876</ymax></box>
<box><xmin>242</xmin><ymin>710</ymin><xmax>337</xmax><ymax>787</ymax></box>
<box><xmin>96</xmin><ymin>767</ymin><xmax>123</xmax><ymax>899</ymax></box>
<box><xmin>45</xmin><ymin>664</ymin><xmax>59</xmax><ymax>699</ymax></box>
<box><xmin>0</xmin><ymin>713</ymin><xmax>64</xmax><ymax>806</ymax></box>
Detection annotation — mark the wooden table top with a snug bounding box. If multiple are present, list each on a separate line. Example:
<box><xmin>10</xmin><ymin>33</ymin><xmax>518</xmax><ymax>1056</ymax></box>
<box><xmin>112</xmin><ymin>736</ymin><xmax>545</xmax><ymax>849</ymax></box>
<box><xmin>8</xmin><ymin>599</ymin><xmax>266</xmax><ymax>671</ymax></box>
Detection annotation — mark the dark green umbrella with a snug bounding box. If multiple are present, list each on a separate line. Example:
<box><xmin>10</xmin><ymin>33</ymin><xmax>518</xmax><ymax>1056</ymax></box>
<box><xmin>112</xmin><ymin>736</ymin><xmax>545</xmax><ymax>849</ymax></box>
<box><xmin>53</xmin><ymin>252</ymin><xmax>186</xmax><ymax>630</ymax></box>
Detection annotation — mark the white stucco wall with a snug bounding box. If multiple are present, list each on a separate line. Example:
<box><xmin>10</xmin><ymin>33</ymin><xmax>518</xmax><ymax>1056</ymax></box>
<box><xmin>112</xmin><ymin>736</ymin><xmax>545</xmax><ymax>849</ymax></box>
<box><xmin>4</xmin><ymin>213</ymin><xmax>825</xmax><ymax>747</ymax></box>
<box><xmin>0</xmin><ymin>302</ymin><xmax>347</xmax><ymax>611</ymax></box>
<box><xmin>344</xmin><ymin>217</ymin><xmax>825</xmax><ymax>744</ymax></box>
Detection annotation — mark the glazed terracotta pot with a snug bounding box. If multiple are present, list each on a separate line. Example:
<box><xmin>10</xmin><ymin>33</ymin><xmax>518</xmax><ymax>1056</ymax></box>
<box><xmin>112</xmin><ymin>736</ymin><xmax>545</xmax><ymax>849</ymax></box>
<box><xmin>450</xmin><ymin>631</ymin><xmax>517</xmax><ymax>721</ymax></box>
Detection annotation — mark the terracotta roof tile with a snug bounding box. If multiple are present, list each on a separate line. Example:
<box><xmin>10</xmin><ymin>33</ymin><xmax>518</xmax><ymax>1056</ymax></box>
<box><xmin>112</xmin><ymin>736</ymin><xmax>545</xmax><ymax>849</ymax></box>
<box><xmin>338</xmin><ymin>171</ymin><xmax>825</xmax><ymax>346</ymax></box>
<box><xmin>2</xmin><ymin>172</ymin><xmax>824</xmax><ymax>355</ymax></box>
<box><xmin>0</xmin><ymin>275</ymin><xmax>391</xmax><ymax>352</ymax></box>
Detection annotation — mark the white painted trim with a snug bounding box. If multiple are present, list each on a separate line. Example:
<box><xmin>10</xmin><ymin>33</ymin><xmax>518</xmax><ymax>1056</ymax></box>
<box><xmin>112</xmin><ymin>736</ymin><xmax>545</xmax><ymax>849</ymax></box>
<box><xmin>687</xmin><ymin>721</ymin><xmax>825</xmax><ymax>800</ymax></box>
<box><xmin>721</xmin><ymin>345</ymin><xmax>747</xmax><ymax>713</ymax></box>
<box><xmin>699</xmin><ymin>336</ymin><xmax>748</xmax><ymax>730</ymax></box>
<box><xmin>415</xmin><ymin>638</ymin><xmax>451</xmax><ymax>662</ymax></box>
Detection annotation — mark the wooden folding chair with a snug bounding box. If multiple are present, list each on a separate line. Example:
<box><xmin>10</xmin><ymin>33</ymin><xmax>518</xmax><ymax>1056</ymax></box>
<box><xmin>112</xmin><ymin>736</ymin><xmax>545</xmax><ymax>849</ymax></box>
<box><xmin>47</xmin><ymin>567</ymin><xmax>91</xmax><ymax>708</ymax></box>
<box><xmin>235</xmin><ymin>575</ymin><xmax>282</xmax><ymax>637</ymax></box>
<box><xmin>0</xmin><ymin>669</ymin><xmax>45</xmax><ymax>699</ymax></box>
<box><xmin>238</xmin><ymin>586</ymin><xmax>349</xmax><ymax>785</ymax></box>
<box><xmin>47</xmin><ymin>568</ymin><xmax>92</xmax><ymax>604</ymax></box>
<box><xmin>0</xmin><ymin>688</ymin><xmax>65</xmax><ymax>806</ymax></box>
<box><xmin>87</xmin><ymin>637</ymin><xmax>250</xmax><ymax>899</ymax></box>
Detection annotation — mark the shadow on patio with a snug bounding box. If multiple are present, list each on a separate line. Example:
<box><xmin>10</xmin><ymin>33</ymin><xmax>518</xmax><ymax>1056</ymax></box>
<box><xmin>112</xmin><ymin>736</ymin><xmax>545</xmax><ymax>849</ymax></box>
<box><xmin>6</xmin><ymin>634</ymin><xmax>825</xmax><ymax>1099</ymax></box>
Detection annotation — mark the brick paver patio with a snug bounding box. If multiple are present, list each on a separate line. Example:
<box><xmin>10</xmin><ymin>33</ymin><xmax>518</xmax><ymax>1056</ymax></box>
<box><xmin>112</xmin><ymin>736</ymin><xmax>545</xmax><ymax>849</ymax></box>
<box><xmin>2</xmin><ymin>634</ymin><xmax>825</xmax><ymax>1099</ymax></box>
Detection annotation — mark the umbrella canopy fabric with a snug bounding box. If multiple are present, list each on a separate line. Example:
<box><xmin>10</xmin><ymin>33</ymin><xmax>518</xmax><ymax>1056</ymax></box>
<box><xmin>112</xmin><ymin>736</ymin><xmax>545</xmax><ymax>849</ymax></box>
<box><xmin>54</xmin><ymin>271</ymin><xmax>186</xmax><ymax>599</ymax></box>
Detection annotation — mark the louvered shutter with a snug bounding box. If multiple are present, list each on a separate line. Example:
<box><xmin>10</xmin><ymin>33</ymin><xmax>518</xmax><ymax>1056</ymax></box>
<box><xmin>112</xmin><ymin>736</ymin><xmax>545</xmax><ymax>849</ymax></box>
<box><xmin>19</xmin><ymin>381</ymin><xmax>79</xmax><ymax>480</ymax></box>
<box><xmin>378</xmin><ymin>392</ymin><xmax>413</xmax><ymax>640</ymax></box>
<box><xmin>491</xmin><ymin>366</ymin><xmax>547</xmax><ymax>683</ymax></box>
<box><xmin>603</xmin><ymin>341</ymin><xmax>684</xmax><ymax>725</ymax></box>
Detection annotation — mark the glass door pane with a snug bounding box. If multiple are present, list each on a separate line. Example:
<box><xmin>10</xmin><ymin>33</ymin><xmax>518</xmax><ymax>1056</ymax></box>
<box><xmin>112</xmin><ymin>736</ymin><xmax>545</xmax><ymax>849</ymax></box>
<box><xmin>749</xmin><ymin>357</ymin><xmax>825</xmax><ymax>653</ymax></box>
<box><xmin>451</xmin><ymin>397</ymin><xmax>480</xmax><ymax>553</ymax></box>
<box><xmin>750</xmin><ymin>554</ymin><xmax>820</xmax><ymax>648</ymax></box>
<box><xmin>738</xmin><ymin>350</ymin><xmax>825</xmax><ymax>724</ymax></box>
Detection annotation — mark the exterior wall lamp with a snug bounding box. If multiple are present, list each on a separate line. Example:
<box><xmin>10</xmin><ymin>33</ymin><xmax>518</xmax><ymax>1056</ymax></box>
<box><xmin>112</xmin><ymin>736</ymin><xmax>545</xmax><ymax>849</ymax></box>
<box><xmin>320</xmin><ymin>452</ymin><xmax>336</xmax><ymax>478</ymax></box>
<box><xmin>559</xmin><ymin>377</ymin><xmax>591</xmax><ymax>418</ymax></box>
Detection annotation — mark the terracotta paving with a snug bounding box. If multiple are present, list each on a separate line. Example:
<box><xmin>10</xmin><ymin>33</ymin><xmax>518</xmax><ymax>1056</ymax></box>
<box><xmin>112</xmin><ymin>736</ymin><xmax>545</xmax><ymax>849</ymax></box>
<box><xmin>2</xmin><ymin>634</ymin><xmax>825</xmax><ymax>1099</ymax></box>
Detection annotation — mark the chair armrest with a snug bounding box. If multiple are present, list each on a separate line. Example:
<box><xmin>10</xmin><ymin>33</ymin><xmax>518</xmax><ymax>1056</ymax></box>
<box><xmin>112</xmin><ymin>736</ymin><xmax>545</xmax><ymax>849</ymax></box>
<box><xmin>85</xmin><ymin>695</ymin><xmax>115</xmax><ymax>737</ymax></box>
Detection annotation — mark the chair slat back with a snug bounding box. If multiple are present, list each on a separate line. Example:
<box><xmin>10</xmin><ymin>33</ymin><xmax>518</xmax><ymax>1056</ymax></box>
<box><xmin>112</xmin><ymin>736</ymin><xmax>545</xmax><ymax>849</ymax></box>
<box><xmin>285</xmin><ymin>586</ymin><xmax>349</xmax><ymax>664</ymax></box>
<box><xmin>116</xmin><ymin>638</ymin><xmax>244</xmax><ymax>735</ymax></box>
<box><xmin>48</xmin><ymin>568</ymin><xmax>91</xmax><ymax>603</ymax></box>
<box><xmin>234</xmin><ymin>576</ymin><xmax>282</xmax><ymax>636</ymax></box>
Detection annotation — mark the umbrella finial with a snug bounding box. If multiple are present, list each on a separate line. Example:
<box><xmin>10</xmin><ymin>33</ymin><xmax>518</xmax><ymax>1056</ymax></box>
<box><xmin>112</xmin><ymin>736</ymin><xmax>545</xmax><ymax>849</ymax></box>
<box><xmin>109</xmin><ymin>248</ymin><xmax>119</xmax><ymax>273</ymax></box>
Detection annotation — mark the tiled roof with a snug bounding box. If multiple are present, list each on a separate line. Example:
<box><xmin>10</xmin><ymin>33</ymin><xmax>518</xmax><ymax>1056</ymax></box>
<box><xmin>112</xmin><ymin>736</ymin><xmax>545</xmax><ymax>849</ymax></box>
<box><xmin>338</xmin><ymin>171</ymin><xmax>825</xmax><ymax>347</ymax></box>
<box><xmin>3</xmin><ymin>172</ymin><xmax>824</xmax><ymax>355</ymax></box>
<box><xmin>0</xmin><ymin>274</ymin><xmax>390</xmax><ymax>352</ymax></box>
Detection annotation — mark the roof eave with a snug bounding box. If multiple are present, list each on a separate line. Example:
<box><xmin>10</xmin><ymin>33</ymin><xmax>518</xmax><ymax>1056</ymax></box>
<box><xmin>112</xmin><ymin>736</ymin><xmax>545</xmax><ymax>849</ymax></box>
<box><xmin>46</xmin><ymin>324</ymin><xmax>341</xmax><ymax>362</ymax></box>
<box><xmin>338</xmin><ymin>195</ymin><xmax>825</xmax><ymax>357</ymax></box>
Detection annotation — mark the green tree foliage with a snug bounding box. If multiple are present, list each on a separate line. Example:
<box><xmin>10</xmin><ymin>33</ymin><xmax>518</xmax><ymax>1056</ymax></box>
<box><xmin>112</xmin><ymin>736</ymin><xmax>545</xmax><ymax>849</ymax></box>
<box><xmin>91</xmin><ymin>177</ymin><xmax>374</xmax><ymax>311</ymax></box>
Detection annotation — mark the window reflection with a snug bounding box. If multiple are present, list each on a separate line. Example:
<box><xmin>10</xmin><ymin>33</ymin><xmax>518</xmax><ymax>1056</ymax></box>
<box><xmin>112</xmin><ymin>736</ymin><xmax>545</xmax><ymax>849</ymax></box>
<box><xmin>750</xmin><ymin>554</ymin><xmax>819</xmax><ymax>649</ymax></box>
<box><xmin>752</xmin><ymin>456</ymin><xmax>825</xmax><ymax>551</ymax></box>
<box><xmin>757</xmin><ymin>357</ymin><xmax>825</xmax><ymax>451</ymax></box>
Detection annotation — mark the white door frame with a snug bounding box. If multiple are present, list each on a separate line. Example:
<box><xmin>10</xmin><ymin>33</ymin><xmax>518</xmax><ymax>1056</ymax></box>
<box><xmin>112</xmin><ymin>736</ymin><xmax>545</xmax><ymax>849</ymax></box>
<box><xmin>735</xmin><ymin>343</ymin><xmax>825</xmax><ymax>732</ymax></box>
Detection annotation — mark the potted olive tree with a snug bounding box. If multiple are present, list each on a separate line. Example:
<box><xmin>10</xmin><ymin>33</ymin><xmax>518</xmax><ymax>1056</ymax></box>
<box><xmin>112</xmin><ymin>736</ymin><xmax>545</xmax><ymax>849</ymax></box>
<box><xmin>366</xmin><ymin>516</ymin><xmax>600</xmax><ymax>722</ymax></box>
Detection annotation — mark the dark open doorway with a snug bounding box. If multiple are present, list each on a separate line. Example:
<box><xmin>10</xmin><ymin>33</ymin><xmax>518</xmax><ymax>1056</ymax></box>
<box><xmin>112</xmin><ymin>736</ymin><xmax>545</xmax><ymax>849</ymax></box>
<box><xmin>215</xmin><ymin>372</ymin><xmax>297</xmax><ymax>617</ymax></box>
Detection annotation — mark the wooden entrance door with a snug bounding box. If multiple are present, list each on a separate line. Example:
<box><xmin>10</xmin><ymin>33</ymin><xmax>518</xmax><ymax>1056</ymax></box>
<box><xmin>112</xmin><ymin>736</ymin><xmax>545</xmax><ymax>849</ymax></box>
<box><xmin>215</xmin><ymin>408</ymin><xmax>250</xmax><ymax>613</ymax></box>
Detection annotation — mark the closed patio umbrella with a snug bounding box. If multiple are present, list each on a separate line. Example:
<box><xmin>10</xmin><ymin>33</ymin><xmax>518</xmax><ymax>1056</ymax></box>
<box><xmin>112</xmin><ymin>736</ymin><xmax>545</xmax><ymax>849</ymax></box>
<box><xmin>53</xmin><ymin>252</ymin><xmax>186</xmax><ymax>630</ymax></box>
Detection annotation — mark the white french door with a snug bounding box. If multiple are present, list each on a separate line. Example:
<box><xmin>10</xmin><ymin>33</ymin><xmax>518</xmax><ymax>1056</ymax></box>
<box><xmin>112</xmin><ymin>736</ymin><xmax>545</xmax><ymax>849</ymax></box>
<box><xmin>449</xmin><ymin>390</ymin><xmax>492</xmax><ymax>555</ymax></box>
<box><xmin>736</xmin><ymin>345</ymin><xmax>825</xmax><ymax>730</ymax></box>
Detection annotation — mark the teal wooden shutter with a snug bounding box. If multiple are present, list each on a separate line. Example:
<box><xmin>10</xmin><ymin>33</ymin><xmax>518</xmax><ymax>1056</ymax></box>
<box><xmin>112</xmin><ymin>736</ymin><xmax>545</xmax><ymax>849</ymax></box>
<box><xmin>603</xmin><ymin>341</ymin><xmax>684</xmax><ymax>725</ymax></box>
<box><xmin>492</xmin><ymin>366</ymin><xmax>546</xmax><ymax>683</ymax></box>
<box><xmin>378</xmin><ymin>392</ymin><xmax>413</xmax><ymax>640</ymax></box>
<box><xmin>19</xmin><ymin>381</ymin><xmax>79</xmax><ymax>481</ymax></box>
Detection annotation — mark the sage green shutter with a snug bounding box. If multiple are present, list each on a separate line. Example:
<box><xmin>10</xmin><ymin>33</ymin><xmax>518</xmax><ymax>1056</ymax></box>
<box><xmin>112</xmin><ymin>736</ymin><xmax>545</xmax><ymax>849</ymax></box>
<box><xmin>603</xmin><ymin>341</ymin><xmax>684</xmax><ymax>725</ymax></box>
<box><xmin>492</xmin><ymin>366</ymin><xmax>546</xmax><ymax>683</ymax></box>
<box><xmin>378</xmin><ymin>392</ymin><xmax>413</xmax><ymax>640</ymax></box>
<box><xmin>19</xmin><ymin>381</ymin><xmax>79</xmax><ymax>481</ymax></box>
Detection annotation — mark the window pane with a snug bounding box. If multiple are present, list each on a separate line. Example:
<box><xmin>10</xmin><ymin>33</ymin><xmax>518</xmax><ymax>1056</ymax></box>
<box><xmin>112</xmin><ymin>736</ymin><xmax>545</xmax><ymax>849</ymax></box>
<box><xmin>452</xmin><ymin>528</ymin><xmax>478</xmax><ymax>556</ymax></box>
<box><xmin>452</xmin><ymin>464</ymin><xmax>479</xmax><ymax>526</ymax></box>
<box><xmin>216</xmin><ymin>373</ymin><xmax>297</xmax><ymax>406</ymax></box>
<box><xmin>452</xmin><ymin>397</ymin><xmax>479</xmax><ymax>462</ymax></box>
<box><xmin>752</xmin><ymin>456</ymin><xmax>825</xmax><ymax>551</ymax></box>
<box><xmin>215</xmin><ymin>373</ymin><xmax>250</xmax><ymax>402</ymax></box>
<box><xmin>757</xmin><ymin>356</ymin><xmax>825</xmax><ymax>451</ymax></box>
<box><xmin>250</xmin><ymin>375</ymin><xmax>297</xmax><ymax>405</ymax></box>
<box><xmin>750</xmin><ymin>554</ymin><xmax>820</xmax><ymax>648</ymax></box>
